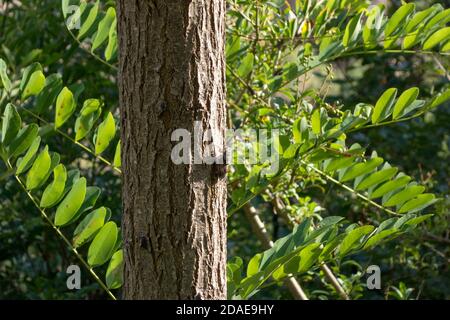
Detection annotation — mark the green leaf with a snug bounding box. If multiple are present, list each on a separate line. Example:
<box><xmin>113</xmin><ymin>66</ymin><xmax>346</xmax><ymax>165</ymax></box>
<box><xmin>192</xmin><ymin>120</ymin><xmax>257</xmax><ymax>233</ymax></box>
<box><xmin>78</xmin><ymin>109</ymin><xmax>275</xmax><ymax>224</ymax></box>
<box><xmin>74</xmin><ymin>186</ymin><xmax>101</xmax><ymax>218</ymax></box>
<box><xmin>399</xmin><ymin>194</ymin><xmax>436</xmax><ymax>214</ymax></box>
<box><xmin>384</xmin><ymin>3</ymin><xmax>415</xmax><ymax>38</ymax></box>
<box><xmin>424</xmin><ymin>8</ymin><xmax>450</xmax><ymax>31</ymax></box>
<box><xmin>78</xmin><ymin>1</ymin><xmax>100</xmax><ymax>39</ymax></box>
<box><xmin>40</xmin><ymin>164</ymin><xmax>67</xmax><ymax>208</ymax></box>
<box><xmin>423</xmin><ymin>27</ymin><xmax>450</xmax><ymax>50</ymax></box>
<box><xmin>404</xmin><ymin>214</ymin><xmax>434</xmax><ymax>228</ymax></box>
<box><xmin>363</xmin><ymin>6</ymin><xmax>383</xmax><ymax>48</ymax></box>
<box><xmin>237</xmin><ymin>53</ymin><xmax>254</xmax><ymax>78</ymax></box>
<box><xmin>247</xmin><ymin>253</ymin><xmax>262</xmax><ymax>277</ymax></box>
<box><xmin>19</xmin><ymin>63</ymin><xmax>42</xmax><ymax>98</ymax></box>
<box><xmin>55</xmin><ymin>87</ymin><xmax>76</xmax><ymax>129</ymax></box>
<box><xmin>105</xmin><ymin>19</ymin><xmax>118</xmax><ymax>61</ymax></box>
<box><xmin>370</xmin><ymin>175</ymin><xmax>411</xmax><ymax>199</ymax></box>
<box><xmin>63</xmin><ymin>169</ymin><xmax>81</xmax><ymax>195</ymax></box>
<box><xmin>0</xmin><ymin>58</ymin><xmax>11</xmax><ymax>92</ymax></box>
<box><xmin>372</xmin><ymin>88</ymin><xmax>397</xmax><ymax>123</ymax></box>
<box><xmin>2</xmin><ymin>103</ymin><xmax>21</xmax><ymax>146</ymax></box>
<box><xmin>363</xmin><ymin>229</ymin><xmax>399</xmax><ymax>249</ymax></box>
<box><xmin>113</xmin><ymin>142</ymin><xmax>121</xmax><ymax>168</ymax></box>
<box><xmin>88</xmin><ymin>221</ymin><xmax>118</xmax><ymax>267</ymax></box>
<box><xmin>343</xmin><ymin>14</ymin><xmax>362</xmax><ymax>47</ymax></box>
<box><xmin>405</xmin><ymin>7</ymin><xmax>438</xmax><ymax>33</ymax></box>
<box><xmin>75</xmin><ymin>99</ymin><xmax>102</xmax><ymax>141</ymax></box>
<box><xmin>73</xmin><ymin>206</ymin><xmax>108</xmax><ymax>248</ymax></box>
<box><xmin>35</xmin><ymin>74</ymin><xmax>63</xmax><ymax>115</ymax></box>
<box><xmin>37</xmin><ymin>152</ymin><xmax>61</xmax><ymax>189</ymax></box>
<box><xmin>284</xmin><ymin>243</ymin><xmax>322</xmax><ymax>274</ymax></box>
<box><xmin>392</xmin><ymin>87</ymin><xmax>419</xmax><ymax>119</ymax></box>
<box><xmin>383</xmin><ymin>185</ymin><xmax>426</xmax><ymax>207</ymax></box>
<box><xmin>429</xmin><ymin>88</ymin><xmax>450</xmax><ymax>109</ymax></box>
<box><xmin>356</xmin><ymin>167</ymin><xmax>398</xmax><ymax>191</ymax></box>
<box><xmin>21</xmin><ymin>70</ymin><xmax>45</xmax><ymax>100</ymax></box>
<box><xmin>16</xmin><ymin>136</ymin><xmax>41</xmax><ymax>175</ymax></box>
<box><xmin>311</xmin><ymin>108</ymin><xmax>321</xmax><ymax>135</ymax></box>
<box><xmin>55</xmin><ymin>177</ymin><xmax>87</xmax><ymax>226</ymax></box>
<box><xmin>106</xmin><ymin>249</ymin><xmax>123</xmax><ymax>289</ymax></box>
<box><xmin>92</xmin><ymin>7</ymin><xmax>116</xmax><ymax>52</ymax></box>
<box><xmin>7</xmin><ymin>124</ymin><xmax>39</xmax><ymax>159</ymax></box>
<box><xmin>25</xmin><ymin>145</ymin><xmax>51</xmax><ymax>190</ymax></box>
<box><xmin>293</xmin><ymin>117</ymin><xmax>308</xmax><ymax>143</ymax></box>
<box><xmin>340</xmin><ymin>157</ymin><xmax>383</xmax><ymax>183</ymax></box>
<box><xmin>94</xmin><ymin>112</ymin><xmax>116</xmax><ymax>155</ymax></box>
<box><xmin>442</xmin><ymin>40</ymin><xmax>450</xmax><ymax>52</ymax></box>
<box><xmin>339</xmin><ymin>225</ymin><xmax>375</xmax><ymax>257</ymax></box>
<box><xmin>62</xmin><ymin>0</ymin><xmax>70</xmax><ymax>18</ymax></box>
<box><xmin>402</xmin><ymin>28</ymin><xmax>423</xmax><ymax>49</ymax></box>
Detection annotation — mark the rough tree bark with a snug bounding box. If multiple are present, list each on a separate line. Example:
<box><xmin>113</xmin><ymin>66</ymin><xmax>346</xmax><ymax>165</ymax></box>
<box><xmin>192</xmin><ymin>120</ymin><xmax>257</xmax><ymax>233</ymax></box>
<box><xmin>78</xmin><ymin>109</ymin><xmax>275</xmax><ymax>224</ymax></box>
<box><xmin>117</xmin><ymin>0</ymin><xmax>227</xmax><ymax>299</ymax></box>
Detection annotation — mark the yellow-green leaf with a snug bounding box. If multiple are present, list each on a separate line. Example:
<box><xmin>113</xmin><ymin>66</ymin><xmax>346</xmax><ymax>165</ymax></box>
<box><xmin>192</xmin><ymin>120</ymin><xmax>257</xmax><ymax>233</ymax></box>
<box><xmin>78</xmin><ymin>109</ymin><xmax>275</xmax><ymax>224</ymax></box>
<box><xmin>356</xmin><ymin>167</ymin><xmax>398</xmax><ymax>191</ymax></box>
<box><xmin>16</xmin><ymin>136</ymin><xmax>41</xmax><ymax>175</ymax></box>
<box><xmin>343</xmin><ymin>14</ymin><xmax>362</xmax><ymax>47</ymax></box>
<box><xmin>78</xmin><ymin>1</ymin><xmax>100</xmax><ymax>39</ymax></box>
<box><xmin>113</xmin><ymin>142</ymin><xmax>121</xmax><ymax>168</ymax></box>
<box><xmin>2</xmin><ymin>103</ymin><xmax>21</xmax><ymax>146</ymax></box>
<box><xmin>55</xmin><ymin>87</ymin><xmax>76</xmax><ymax>129</ymax></box>
<box><xmin>311</xmin><ymin>108</ymin><xmax>321</xmax><ymax>135</ymax></box>
<box><xmin>393</xmin><ymin>87</ymin><xmax>420</xmax><ymax>119</ymax></box>
<box><xmin>442</xmin><ymin>40</ymin><xmax>450</xmax><ymax>52</ymax></box>
<box><xmin>19</xmin><ymin>63</ymin><xmax>42</xmax><ymax>98</ymax></box>
<box><xmin>340</xmin><ymin>157</ymin><xmax>383</xmax><ymax>183</ymax></box>
<box><xmin>75</xmin><ymin>99</ymin><xmax>102</xmax><ymax>141</ymax></box>
<box><xmin>105</xmin><ymin>19</ymin><xmax>118</xmax><ymax>61</ymax></box>
<box><xmin>384</xmin><ymin>3</ymin><xmax>415</xmax><ymax>38</ymax></box>
<box><xmin>423</xmin><ymin>27</ymin><xmax>450</xmax><ymax>50</ymax></box>
<box><xmin>370</xmin><ymin>175</ymin><xmax>411</xmax><ymax>199</ymax></box>
<box><xmin>26</xmin><ymin>145</ymin><xmax>51</xmax><ymax>190</ymax></box>
<box><xmin>106</xmin><ymin>249</ymin><xmax>123</xmax><ymax>289</ymax></box>
<box><xmin>55</xmin><ymin>177</ymin><xmax>87</xmax><ymax>226</ymax></box>
<box><xmin>383</xmin><ymin>185</ymin><xmax>426</xmax><ymax>207</ymax></box>
<box><xmin>0</xmin><ymin>58</ymin><xmax>11</xmax><ymax>92</ymax></box>
<box><xmin>95</xmin><ymin>112</ymin><xmax>116</xmax><ymax>155</ymax></box>
<box><xmin>237</xmin><ymin>53</ymin><xmax>254</xmax><ymax>78</ymax></box>
<box><xmin>92</xmin><ymin>7</ymin><xmax>116</xmax><ymax>52</ymax></box>
<box><xmin>372</xmin><ymin>88</ymin><xmax>397</xmax><ymax>123</ymax></box>
<box><xmin>399</xmin><ymin>193</ymin><xmax>436</xmax><ymax>214</ymax></box>
<box><xmin>247</xmin><ymin>253</ymin><xmax>262</xmax><ymax>277</ymax></box>
<box><xmin>7</xmin><ymin>124</ymin><xmax>39</xmax><ymax>158</ymax></box>
<box><xmin>339</xmin><ymin>225</ymin><xmax>375</xmax><ymax>257</ymax></box>
<box><xmin>73</xmin><ymin>206</ymin><xmax>107</xmax><ymax>248</ymax></box>
<box><xmin>21</xmin><ymin>70</ymin><xmax>45</xmax><ymax>100</ymax></box>
<box><xmin>40</xmin><ymin>164</ymin><xmax>67</xmax><ymax>208</ymax></box>
<box><xmin>88</xmin><ymin>221</ymin><xmax>118</xmax><ymax>267</ymax></box>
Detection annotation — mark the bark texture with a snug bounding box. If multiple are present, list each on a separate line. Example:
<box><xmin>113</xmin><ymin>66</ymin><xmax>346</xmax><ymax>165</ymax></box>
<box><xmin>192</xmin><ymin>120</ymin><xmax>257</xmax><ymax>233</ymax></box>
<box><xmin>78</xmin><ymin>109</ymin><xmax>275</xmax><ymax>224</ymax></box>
<box><xmin>117</xmin><ymin>0</ymin><xmax>227</xmax><ymax>299</ymax></box>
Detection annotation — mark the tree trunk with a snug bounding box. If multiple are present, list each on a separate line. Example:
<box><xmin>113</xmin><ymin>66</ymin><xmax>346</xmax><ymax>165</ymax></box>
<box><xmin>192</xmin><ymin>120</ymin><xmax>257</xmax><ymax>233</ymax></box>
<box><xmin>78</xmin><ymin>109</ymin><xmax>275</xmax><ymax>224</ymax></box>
<box><xmin>117</xmin><ymin>0</ymin><xmax>227</xmax><ymax>300</ymax></box>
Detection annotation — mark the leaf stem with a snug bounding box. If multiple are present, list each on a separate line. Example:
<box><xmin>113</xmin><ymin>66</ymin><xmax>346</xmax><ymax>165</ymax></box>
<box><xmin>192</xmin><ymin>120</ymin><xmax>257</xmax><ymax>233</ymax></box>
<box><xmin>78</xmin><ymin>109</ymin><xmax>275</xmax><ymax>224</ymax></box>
<box><xmin>18</xmin><ymin>106</ymin><xmax>122</xmax><ymax>174</ymax></box>
<box><xmin>6</xmin><ymin>160</ymin><xmax>117</xmax><ymax>300</ymax></box>
<box><xmin>301</xmin><ymin>160</ymin><xmax>400</xmax><ymax>216</ymax></box>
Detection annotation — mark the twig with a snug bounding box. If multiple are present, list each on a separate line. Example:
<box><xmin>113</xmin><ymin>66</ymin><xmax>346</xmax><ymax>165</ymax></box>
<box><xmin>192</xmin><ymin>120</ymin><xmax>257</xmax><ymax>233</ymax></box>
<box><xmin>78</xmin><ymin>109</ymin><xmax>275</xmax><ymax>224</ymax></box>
<box><xmin>6</xmin><ymin>161</ymin><xmax>117</xmax><ymax>300</ymax></box>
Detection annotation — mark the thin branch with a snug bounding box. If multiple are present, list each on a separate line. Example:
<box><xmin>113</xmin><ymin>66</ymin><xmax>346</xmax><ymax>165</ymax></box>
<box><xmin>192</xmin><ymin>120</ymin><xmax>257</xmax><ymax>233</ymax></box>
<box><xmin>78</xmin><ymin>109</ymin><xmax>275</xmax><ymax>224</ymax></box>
<box><xmin>18</xmin><ymin>106</ymin><xmax>122</xmax><ymax>174</ymax></box>
<box><xmin>66</xmin><ymin>26</ymin><xmax>118</xmax><ymax>71</ymax></box>
<box><xmin>6</xmin><ymin>161</ymin><xmax>117</xmax><ymax>300</ymax></box>
<box><xmin>301</xmin><ymin>160</ymin><xmax>400</xmax><ymax>216</ymax></box>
